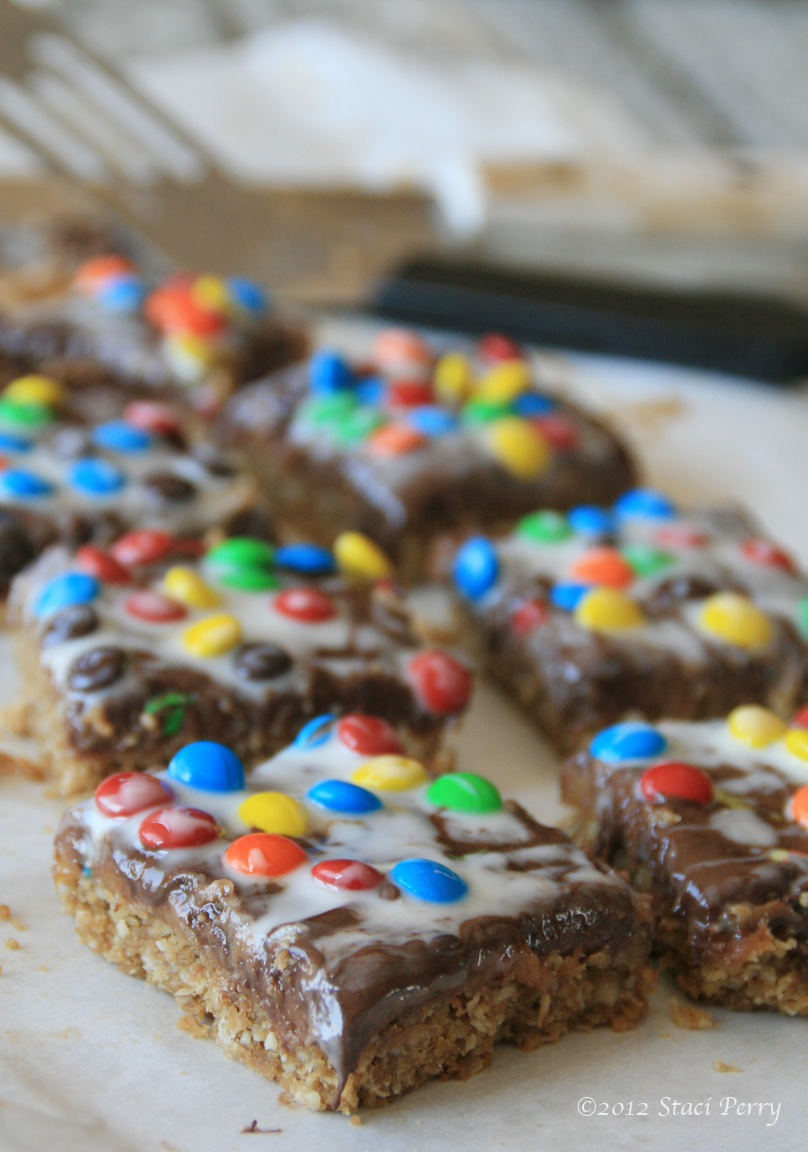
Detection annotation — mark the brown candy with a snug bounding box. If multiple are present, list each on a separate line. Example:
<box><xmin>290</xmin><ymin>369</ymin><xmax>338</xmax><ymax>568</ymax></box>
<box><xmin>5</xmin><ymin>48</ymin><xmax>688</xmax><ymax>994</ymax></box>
<box><xmin>67</xmin><ymin>646</ymin><xmax>126</xmax><ymax>692</ymax></box>
<box><xmin>233</xmin><ymin>643</ymin><xmax>292</xmax><ymax>681</ymax></box>
<box><xmin>42</xmin><ymin>603</ymin><xmax>99</xmax><ymax>647</ymax></box>
<box><xmin>143</xmin><ymin>471</ymin><xmax>197</xmax><ymax>503</ymax></box>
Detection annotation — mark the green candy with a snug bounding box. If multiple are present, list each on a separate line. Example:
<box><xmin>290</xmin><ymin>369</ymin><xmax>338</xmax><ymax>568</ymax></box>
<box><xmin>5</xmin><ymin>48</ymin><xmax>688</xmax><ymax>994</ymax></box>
<box><xmin>461</xmin><ymin>399</ymin><xmax>512</xmax><ymax>425</ymax></box>
<box><xmin>621</xmin><ymin>543</ymin><xmax>675</xmax><ymax>578</ymax></box>
<box><xmin>206</xmin><ymin>536</ymin><xmax>276</xmax><ymax>591</ymax></box>
<box><xmin>798</xmin><ymin>597</ymin><xmax>808</xmax><ymax>637</ymax></box>
<box><xmin>217</xmin><ymin>566</ymin><xmax>279</xmax><ymax>591</ymax></box>
<box><xmin>426</xmin><ymin>772</ymin><xmax>503</xmax><ymax>814</ymax></box>
<box><xmin>299</xmin><ymin>393</ymin><xmax>357</xmax><ymax>427</ymax></box>
<box><xmin>333</xmin><ymin>406</ymin><xmax>385</xmax><ymax>444</ymax></box>
<box><xmin>0</xmin><ymin>399</ymin><xmax>52</xmax><ymax>428</ymax></box>
<box><xmin>516</xmin><ymin>509</ymin><xmax>572</xmax><ymax>544</ymax></box>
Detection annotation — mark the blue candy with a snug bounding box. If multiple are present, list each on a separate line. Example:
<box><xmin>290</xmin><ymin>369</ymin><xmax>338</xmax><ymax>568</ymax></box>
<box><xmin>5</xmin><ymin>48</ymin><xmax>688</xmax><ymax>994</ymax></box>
<box><xmin>0</xmin><ymin>468</ymin><xmax>53</xmax><ymax>499</ymax></box>
<box><xmin>167</xmin><ymin>741</ymin><xmax>245</xmax><ymax>791</ymax></box>
<box><xmin>293</xmin><ymin>714</ymin><xmax>337</xmax><ymax>748</ymax></box>
<box><xmin>306</xmin><ymin>779</ymin><xmax>382</xmax><ymax>814</ymax></box>
<box><xmin>309</xmin><ymin>350</ymin><xmax>354</xmax><ymax>395</ymax></box>
<box><xmin>34</xmin><ymin>571</ymin><xmax>99</xmax><ymax>618</ymax></box>
<box><xmin>568</xmin><ymin>506</ymin><xmax>616</xmax><ymax>536</ymax></box>
<box><xmin>550</xmin><ymin>582</ymin><xmax>590</xmax><ymax>610</ymax></box>
<box><xmin>512</xmin><ymin>392</ymin><xmax>555</xmax><ymax>417</ymax></box>
<box><xmin>227</xmin><ymin>276</ymin><xmax>269</xmax><ymax>313</ymax></box>
<box><xmin>68</xmin><ymin>457</ymin><xmax>126</xmax><ymax>496</ymax></box>
<box><xmin>0</xmin><ymin>432</ymin><xmax>31</xmax><ymax>453</ymax></box>
<box><xmin>95</xmin><ymin>275</ymin><xmax>146</xmax><ymax>312</ymax></box>
<box><xmin>275</xmin><ymin>543</ymin><xmax>336</xmax><ymax>575</ymax></box>
<box><xmin>390</xmin><ymin>858</ymin><xmax>467</xmax><ymax>903</ymax></box>
<box><xmin>614</xmin><ymin>488</ymin><xmax>676</xmax><ymax>521</ymax></box>
<box><xmin>355</xmin><ymin>376</ymin><xmax>386</xmax><ymax>406</ymax></box>
<box><xmin>91</xmin><ymin>421</ymin><xmax>154</xmax><ymax>453</ymax></box>
<box><xmin>589</xmin><ymin>722</ymin><xmax>667</xmax><ymax>763</ymax></box>
<box><xmin>407</xmin><ymin>405</ymin><xmax>459</xmax><ymax>437</ymax></box>
<box><xmin>452</xmin><ymin>536</ymin><xmax>499</xmax><ymax>599</ymax></box>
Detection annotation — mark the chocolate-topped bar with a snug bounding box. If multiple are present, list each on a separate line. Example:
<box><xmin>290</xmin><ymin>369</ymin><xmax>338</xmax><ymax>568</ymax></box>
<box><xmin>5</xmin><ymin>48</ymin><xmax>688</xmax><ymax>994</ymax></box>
<box><xmin>10</xmin><ymin>529</ymin><xmax>473</xmax><ymax>794</ymax></box>
<box><xmin>562</xmin><ymin>708</ymin><xmax>808</xmax><ymax>1011</ymax></box>
<box><xmin>54</xmin><ymin>729</ymin><xmax>653</xmax><ymax>1111</ymax></box>
<box><xmin>216</xmin><ymin>329</ymin><xmax>636</xmax><ymax>583</ymax></box>
<box><xmin>452</xmin><ymin>489</ymin><xmax>808</xmax><ymax>753</ymax></box>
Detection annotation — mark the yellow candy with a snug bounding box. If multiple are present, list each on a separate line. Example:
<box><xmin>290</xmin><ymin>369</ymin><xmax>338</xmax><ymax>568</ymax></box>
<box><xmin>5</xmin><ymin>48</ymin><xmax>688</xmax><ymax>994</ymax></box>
<box><xmin>433</xmin><ymin>353</ymin><xmax>473</xmax><ymax>404</ymax></box>
<box><xmin>352</xmin><ymin>755</ymin><xmax>428</xmax><ymax>791</ymax></box>
<box><xmin>191</xmin><ymin>274</ymin><xmax>229</xmax><ymax>314</ymax></box>
<box><xmin>698</xmin><ymin>593</ymin><xmax>773</xmax><ymax>650</ymax></box>
<box><xmin>4</xmin><ymin>374</ymin><xmax>63</xmax><ymax>407</ymax></box>
<box><xmin>727</xmin><ymin>705</ymin><xmax>787</xmax><ymax>748</ymax></box>
<box><xmin>475</xmin><ymin>360</ymin><xmax>531</xmax><ymax>405</ymax></box>
<box><xmin>574</xmin><ymin>587</ymin><xmax>645</xmax><ymax>631</ymax></box>
<box><xmin>164</xmin><ymin>566</ymin><xmax>221</xmax><ymax>609</ymax></box>
<box><xmin>182</xmin><ymin>613</ymin><xmax>241</xmax><ymax>657</ymax></box>
<box><xmin>785</xmin><ymin>728</ymin><xmax>808</xmax><ymax>762</ymax></box>
<box><xmin>239</xmin><ymin>791</ymin><xmax>308</xmax><ymax>837</ymax></box>
<box><xmin>333</xmin><ymin>531</ymin><xmax>394</xmax><ymax>581</ymax></box>
<box><xmin>164</xmin><ymin>332</ymin><xmax>216</xmax><ymax>383</ymax></box>
<box><xmin>486</xmin><ymin>416</ymin><xmax>551</xmax><ymax>479</ymax></box>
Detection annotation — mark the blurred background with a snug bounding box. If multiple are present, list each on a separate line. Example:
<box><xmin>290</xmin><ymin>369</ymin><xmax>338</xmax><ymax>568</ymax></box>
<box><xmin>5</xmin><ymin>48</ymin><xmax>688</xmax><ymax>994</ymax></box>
<box><xmin>3</xmin><ymin>0</ymin><xmax>808</xmax><ymax>305</ymax></box>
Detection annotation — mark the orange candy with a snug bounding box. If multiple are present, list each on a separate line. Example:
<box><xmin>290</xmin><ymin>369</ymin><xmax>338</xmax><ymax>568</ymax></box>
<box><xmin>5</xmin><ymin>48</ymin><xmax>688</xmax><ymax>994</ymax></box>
<box><xmin>224</xmin><ymin>832</ymin><xmax>308</xmax><ymax>877</ymax></box>
<box><xmin>570</xmin><ymin>547</ymin><xmax>634</xmax><ymax>589</ymax></box>
<box><xmin>145</xmin><ymin>277</ymin><xmax>225</xmax><ymax>337</ymax></box>
<box><xmin>74</xmin><ymin>254</ymin><xmax>136</xmax><ymax>294</ymax></box>
<box><xmin>373</xmin><ymin>329</ymin><xmax>432</xmax><ymax>372</ymax></box>
<box><xmin>792</xmin><ymin>786</ymin><xmax>808</xmax><ymax>827</ymax></box>
<box><xmin>367</xmin><ymin>423</ymin><xmax>427</xmax><ymax>456</ymax></box>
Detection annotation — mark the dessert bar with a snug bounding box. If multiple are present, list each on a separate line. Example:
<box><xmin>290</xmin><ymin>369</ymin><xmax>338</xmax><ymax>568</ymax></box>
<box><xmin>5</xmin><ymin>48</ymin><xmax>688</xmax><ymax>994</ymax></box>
<box><xmin>55</xmin><ymin>730</ymin><xmax>654</xmax><ymax>1111</ymax></box>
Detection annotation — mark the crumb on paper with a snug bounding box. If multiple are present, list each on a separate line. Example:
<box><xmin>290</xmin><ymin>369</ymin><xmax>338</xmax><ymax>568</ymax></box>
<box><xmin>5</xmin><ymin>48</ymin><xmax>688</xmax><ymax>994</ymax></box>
<box><xmin>606</xmin><ymin>396</ymin><xmax>687</xmax><ymax>439</ymax></box>
<box><xmin>670</xmin><ymin>999</ymin><xmax>714</xmax><ymax>1030</ymax></box>
<box><xmin>10</xmin><ymin>917</ymin><xmax>24</xmax><ymax>932</ymax></box>
<box><xmin>176</xmin><ymin>1013</ymin><xmax>210</xmax><ymax>1038</ymax></box>
<box><xmin>4</xmin><ymin>938</ymin><xmax>19</xmax><ymax>950</ymax></box>
<box><xmin>0</xmin><ymin>905</ymin><xmax>10</xmax><ymax>921</ymax></box>
<box><xmin>0</xmin><ymin>748</ymin><xmax>46</xmax><ymax>780</ymax></box>
<box><xmin>37</xmin><ymin>965</ymin><xmax>48</xmax><ymax>972</ymax></box>
<box><xmin>657</xmin><ymin>1030</ymin><xmax>673</xmax><ymax>1039</ymax></box>
<box><xmin>350</xmin><ymin>1115</ymin><xmax>361</xmax><ymax>1126</ymax></box>
<box><xmin>241</xmin><ymin>1120</ymin><xmax>282</xmax><ymax>1134</ymax></box>
<box><xmin>713</xmin><ymin>1059</ymin><xmax>742</xmax><ymax>1073</ymax></box>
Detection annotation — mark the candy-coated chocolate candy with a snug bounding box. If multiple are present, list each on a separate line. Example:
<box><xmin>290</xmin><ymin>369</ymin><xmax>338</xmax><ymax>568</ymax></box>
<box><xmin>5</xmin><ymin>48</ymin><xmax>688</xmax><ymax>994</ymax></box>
<box><xmin>168</xmin><ymin>741</ymin><xmax>245</xmax><ymax>791</ymax></box>
<box><xmin>0</xmin><ymin>431</ymin><xmax>31</xmax><ymax>453</ymax></box>
<box><xmin>309</xmin><ymin>349</ymin><xmax>353</xmax><ymax>395</ymax></box>
<box><xmin>206</xmin><ymin>536</ymin><xmax>277</xmax><ymax>589</ymax></box>
<box><xmin>655</xmin><ymin>524</ymin><xmax>710</xmax><ymax>549</ymax></box>
<box><xmin>486</xmin><ymin>417</ymin><xmax>550</xmax><ymax>479</ymax></box>
<box><xmin>407</xmin><ymin>405</ymin><xmax>459</xmax><ymax>436</ymax></box>
<box><xmin>274</xmin><ymin>543</ymin><xmax>335</xmax><ymax>575</ymax></box>
<box><xmin>0</xmin><ymin>468</ymin><xmax>53</xmax><ymax>498</ymax></box>
<box><xmin>590</xmin><ymin>722</ymin><xmax>667</xmax><ymax>762</ymax></box>
<box><xmin>34</xmin><ymin>571</ymin><xmax>99</xmax><ymax>618</ymax></box>
<box><xmin>123</xmin><ymin>400</ymin><xmax>182</xmax><ymax>437</ymax></box>
<box><xmin>373</xmin><ymin>329</ymin><xmax>432</xmax><ymax>373</ymax></box>
<box><xmin>426</xmin><ymin>772</ymin><xmax>502</xmax><ymax>814</ymax></box>
<box><xmin>475</xmin><ymin>360</ymin><xmax>531</xmax><ymax>405</ymax></box>
<box><xmin>574</xmin><ymin>587</ymin><xmax>645</xmax><ymax>631</ymax></box>
<box><xmin>95</xmin><ymin>772</ymin><xmax>172</xmax><ymax>817</ymax></box>
<box><xmin>568</xmin><ymin>506</ymin><xmax>615</xmax><ymax>536</ymax></box>
<box><xmin>274</xmin><ymin>587</ymin><xmax>336</xmax><ymax>623</ymax></box>
<box><xmin>407</xmin><ymin>650</ymin><xmax>472</xmax><ymax>714</ymax></box>
<box><xmin>333</xmin><ymin>531</ymin><xmax>394</xmax><ymax>580</ymax></box>
<box><xmin>0</xmin><ymin>399</ymin><xmax>52</xmax><ymax>427</ymax></box>
<box><xmin>225</xmin><ymin>832</ymin><xmax>307</xmax><ymax>876</ymax></box>
<box><xmin>145</xmin><ymin>280</ymin><xmax>225</xmax><ymax>336</ymax></box>
<box><xmin>740</xmin><ymin>537</ymin><xmax>795</xmax><ymax>573</ymax></box>
<box><xmin>510</xmin><ymin>598</ymin><xmax>550</xmax><ymax>636</ymax></box>
<box><xmin>74</xmin><ymin>254</ymin><xmax>136</xmax><ymax>293</ymax></box>
<box><xmin>698</xmin><ymin>592</ymin><xmax>773</xmax><ymax>650</ymax></box>
<box><xmin>227</xmin><ymin>276</ymin><xmax>268</xmax><ymax>314</ymax></box>
<box><xmin>68</xmin><ymin>457</ymin><xmax>126</xmax><ymax>496</ymax></box>
<box><xmin>140</xmin><ymin>806</ymin><xmax>219</xmax><ymax>849</ymax></box>
<box><xmin>182</xmin><ymin>612</ymin><xmax>242</xmax><ymax>656</ymax></box>
<box><xmin>727</xmin><ymin>705</ymin><xmax>787</xmax><ymax>748</ymax></box>
<box><xmin>570</xmin><ymin>547</ymin><xmax>634</xmax><ymax>589</ymax></box>
<box><xmin>798</xmin><ymin>597</ymin><xmax>808</xmax><ymax>638</ymax></box>
<box><xmin>550</xmin><ymin>582</ymin><xmax>590</xmax><ymax>611</ymax></box>
<box><xmin>388</xmin><ymin>379</ymin><xmax>433</xmax><ymax>408</ymax></box>
<box><xmin>164</xmin><ymin>566</ymin><xmax>220</xmax><ymax>609</ymax></box>
<box><xmin>332</xmin><ymin>405</ymin><xmax>385</xmax><ymax>444</ymax></box>
<box><xmin>367</xmin><ymin>423</ymin><xmax>427</xmax><ymax>456</ymax></box>
<box><xmin>614</xmin><ymin>489</ymin><xmax>676</xmax><ymax>520</ymax></box>
<box><xmin>355</xmin><ymin>376</ymin><xmax>386</xmax><ymax>406</ymax></box>
<box><xmin>433</xmin><ymin>352</ymin><xmax>473</xmax><ymax>404</ymax></box>
<box><xmin>389</xmin><ymin>857</ymin><xmax>467</xmax><ymax>902</ymax></box>
<box><xmin>352</xmin><ymin>755</ymin><xmax>428</xmax><ymax>791</ymax></box>
<box><xmin>337</xmin><ymin>713</ymin><xmax>403</xmax><ymax>756</ymax></box>
<box><xmin>478</xmin><ymin>333</ymin><xmax>522</xmax><ymax>364</ymax></box>
<box><xmin>299</xmin><ymin>393</ymin><xmax>357</xmax><ymax>429</ymax></box>
<box><xmin>532</xmin><ymin>413</ymin><xmax>579</xmax><ymax>451</ymax></box>
<box><xmin>512</xmin><ymin>392</ymin><xmax>554</xmax><ymax>417</ymax></box>
<box><xmin>238</xmin><ymin>791</ymin><xmax>308</xmax><ymax>837</ymax></box>
<box><xmin>111</xmin><ymin>528</ymin><xmax>174</xmax><ymax>567</ymax></box>
<box><xmin>621</xmin><ymin>543</ymin><xmax>674</xmax><ymax>578</ymax></box>
<box><xmin>124</xmin><ymin>589</ymin><xmax>187</xmax><ymax>622</ymax></box>
<box><xmin>792</xmin><ymin>704</ymin><xmax>808</xmax><ymax>729</ymax></box>
<box><xmin>640</xmin><ymin>762</ymin><xmax>714</xmax><ymax>804</ymax></box>
<box><xmin>516</xmin><ymin>509</ymin><xmax>572</xmax><ymax>543</ymax></box>
<box><xmin>91</xmin><ymin>420</ymin><xmax>153</xmax><ymax>453</ymax></box>
<box><xmin>791</xmin><ymin>785</ymin><xmax>808</xmax><ymax>826</ymax></box>
<box><xmin>461</xmin><ymin>398</ymin><xmax>512</xmax><ymax>425</ymax></box>
<box><xmin>164</xmin><ymin>332</ymin><xmax>216</xmax><ymax>382</ymax></box>
<box><xmin>191</xmin><ymin>274</ymin><xmax>229</xmax><ymax>314</ymax></box>
<box><xmin>452</xmin><ymin>536</ymin><xmax>499</xmax><ymax>599</ymax></box>
<box><xmin>311</xmin><ymin>859</ymin><xmax>384</xmax><ymax>891</ymax></box>
<box><xmin>76</xmin><ymin>544</ymin><xmax>131</xmax><ymax>585</ymax></box>
<box><xmin>785</xmin><ymin>728</ymin><xmax>808</xmax><ymax>762</ymax></box>
<box><xmin>293</xmin><ymin>714</ymin><xmax>336</xmax><ymax>748</ymax></box>
<box><xmin>95</xmin><ymin>275</ymin><xmax>145</xmax><ymax>312</ymax></box>
<box><xmin>4</xmin><ymin>374</ymin><xmax>63</xmax><ymax>407</ymax></box>
<box><xmin>306</xmin><ymin>778</ymin><xmax>383</xmax><ymax>813</ymax></box>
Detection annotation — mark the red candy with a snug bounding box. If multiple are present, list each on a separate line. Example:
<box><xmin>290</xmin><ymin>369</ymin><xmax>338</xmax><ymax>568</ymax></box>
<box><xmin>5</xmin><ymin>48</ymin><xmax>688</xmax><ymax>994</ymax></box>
<box><xmin>95</xmin><ymin>772</ymin><xmax>172</xmax><ymax>817</ymax></box>
<box><xmin>740</xmin><ymin>537</ymin><xmax>795</xmax><ymax>574</ymax></box>
<box><xmin>510</xmin><ymin>598</ymin><xmax>550</xmax><ymax>637</ymax></box>
<box><xmin>533</xmin><ymin>413</ymin><xmax>579</xmax><ymax>451</ymax></box>
<box><xmin>111</xmin><ymin>529</ymin><xmax>174</xmax><ymax>567</ymax></box>
<box><xmin>387</xmin><ymin>380</ymin><xmax>434</xmax><ymax>408</ymax></box>
<box><xmin>640</xmin><ymin>762</ymin><xmax>714</xmax><ymax>805</ymax></box>
<box><xmin>274</xmin><ymin>587</ymin><xmax>336</xmax><ymax>623</ymax></box>
<box><xmin>123</xmin><ymin>400</ymin><xmax>183</xmax><ymax>437</ymax></box>
<box><xmin>139</xmin><ymin>806</ymin><xmax>219</xmax><ymax>850</ymax></box>
<box><xmin>311</xmin><ymin>859</ymin><xmax>384</xmax><ymax>892</ymax></box>
<box><xmin>478</xmin><ymin>332</ymin><xmax>523</xmax><ymax>364</ymax></box>
<box><xmin>124</xmin><ymin>589</ymin><xmax>187</xmax><ymax>623</ymax></box>
<box><xmin>407</xmin><ymin>650</ymin><xmax>472</xmax><ymax>715</ymax></box>
<box><xmin>225</xmin><ymin>832</ymin><xmax>307</xmax><ymax>877</ymax></box>
<box><xmin>792</xmin><ymin>705</ymin><xmax>808</xmax><ymax>729</ymax></box>
<box><xmin>337</xmin><ymin>714</ymin><xmax>404</xmax><ymax>756</ymax></box>
<box><xmin>655</xmin><ymin>525</ymin><xmax>710</xmax><ymax>549</ymax></box>
<box><xmin>145</xmin><ymin>278</ymin><xmax>225</xmax><ymax>337</ymax></box>
<box><xmin>74</xmin><ymin>254</ymin><xmax>136</xmax><ymax>294</ymax></box>
<box><xmin>76</xmin><ymin>544</ymin><xmax>131</xmax><ymax>585</ymax></box>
